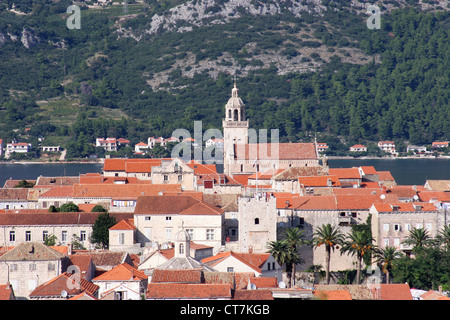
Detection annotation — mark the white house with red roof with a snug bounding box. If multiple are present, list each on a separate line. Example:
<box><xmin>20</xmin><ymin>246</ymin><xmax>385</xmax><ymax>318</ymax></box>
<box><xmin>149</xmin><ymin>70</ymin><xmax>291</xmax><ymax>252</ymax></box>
<box><xmin>129</xmin><ymin>194</ymin><xmax>225</xmax><ymax>252</ymax></box>
<box><xmin>370</xmin><ymin>202</ymin><xmax>442</xmax><ymax>254</ymax></box>
<box><xmin>96</xmin><ymin>138</ymin><xmax>118</xmax><ymax>152</ymax></box>
<box><xmin>431</xmin><ymin>141</ymin><xmax>448</xmax><ymax>149</ymax></box>
<box><xmin>349</xmin><ymin>144</ymin><xmax>367</xmax><ymax>152</ymax></box>
<box><xmin>316</xmin><ymin>143</ymin><xmax>329</xmax><ymax>153</ymax></box>
<box><xmin>378</xmin><ymin>141</ymin><xmax>397</xmax><ymax>155</ymax></box>
<box><xmin>92</xmin><ymin>262</ymin><xmax>148</xmax><ymax>300</ymax></box>
<box><xmin>5</xmin><ymin>142</ymin><xmax>31</xmax><ymax>158</ymax></box>
<box><xmin>201</xmin><ymin>251</ymin><xmax>281</xmax><ymax>281</ymax></box>
<box><xmin>134</xmin><ymin>142</ymin><xmax>149</xmax><ymax>154</ymax></box>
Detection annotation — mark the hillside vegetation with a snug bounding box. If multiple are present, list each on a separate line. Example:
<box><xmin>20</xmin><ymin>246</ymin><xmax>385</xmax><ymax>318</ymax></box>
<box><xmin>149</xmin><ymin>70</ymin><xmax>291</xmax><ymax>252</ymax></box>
<box><xmin>0</xmin><ymin>0</ymin><xmax>448</xmax><ymax>158</ymax></box>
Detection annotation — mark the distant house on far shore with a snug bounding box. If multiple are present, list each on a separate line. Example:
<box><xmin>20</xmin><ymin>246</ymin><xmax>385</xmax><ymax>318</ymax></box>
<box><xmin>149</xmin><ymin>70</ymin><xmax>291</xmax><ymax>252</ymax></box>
<box><xmin>378</xmin><ymin>141</ymin><xmax>396</xmax><ymax>155</ymax></box>
<box><xmin>349</xmin><ymin>144</ymin><xmax>367</xmax><ymax>152</ymax></box>
<box><xmin>432</xmin><ymin>141</ymin><xmax>448</xmax><ymax>149</ymax></box>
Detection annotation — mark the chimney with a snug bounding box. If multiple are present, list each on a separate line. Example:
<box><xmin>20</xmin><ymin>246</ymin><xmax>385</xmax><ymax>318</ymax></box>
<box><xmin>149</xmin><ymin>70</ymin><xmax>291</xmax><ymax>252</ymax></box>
<box><xmin>67</xmin><ymin>243</ymin><xmax>72</xmax><ymax>255</ymax></box>
<box><xmin>248</xmin><ymin>246</ymin><xmax>253</xmax><ymax>254</ymax></box>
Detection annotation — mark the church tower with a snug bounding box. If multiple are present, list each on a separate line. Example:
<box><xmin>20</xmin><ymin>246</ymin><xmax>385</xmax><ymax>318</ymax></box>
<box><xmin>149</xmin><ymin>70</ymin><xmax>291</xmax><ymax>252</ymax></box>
<box><xmin>222</xmin><ymin>83</ymin><xmax>249</xmax><ymax>175</ymax></box>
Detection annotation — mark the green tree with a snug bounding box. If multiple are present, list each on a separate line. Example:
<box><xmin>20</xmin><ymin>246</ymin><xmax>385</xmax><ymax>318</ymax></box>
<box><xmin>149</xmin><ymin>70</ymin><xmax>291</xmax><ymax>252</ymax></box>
<box><xmin>283</xmin><ymin>227</ymin><xmax>306</xmax><ymax>288</ymax></box>
<box><xmin>91</xmin><ymin>204</ymin><xmax>107</xmax><ymax>212</ymax></box>
<box><xmin>312</xmin><ymin>224</ymin><xmax>345</xmax><ymax>284</ymax></box>
<box><xmin>44</xmin><ymin>234</ymin><xmax>58</xmax><ymax>246</ymax></box>
<box><xmin>91</xmin><ymin>212</ymin><xmax>116</xmax><ymax>249</ymax></box>
<box><xmin>402</xmin><ymin>227</ymin><xmax>432</xmax><ymax>252</ymax></box>
<box><xmin>14</xmin><ymin>179</ymin><xmax>35</xmax><ymax>188</ymax></box>
<box><xmin>59</xmin><ymin>202</ymin><xmax>79</xmax><ymax>212</ymax></box>
<box><xmin>436</xmin><ymin>225</ymin><xmax>450</xmax><ymax>252</ymax></box>
<box><xmin>373</xmin><ymin>246</ymin><xmax>403</xmax><ymax>284</ymax></box>
<box><xmin>266</xmin><ymin>240</ymin><xmax>290</xmax><ymax>278</ymax></box>
<box><xmin>341</xmin><ymin>229</ymin><xmax>376</xmax><ymax>284</ymax></box>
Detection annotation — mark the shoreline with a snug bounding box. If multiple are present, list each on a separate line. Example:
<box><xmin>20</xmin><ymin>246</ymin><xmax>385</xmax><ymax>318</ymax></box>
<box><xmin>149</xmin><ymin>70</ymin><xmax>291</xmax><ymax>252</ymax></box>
<box><xmin>0</xmin><ymin>155</ymin><xmax>449</xmax><ymax>164</ymax></box>
<box><xmin>0</xmin><ymin>160</ymin><xmax>104</xmax><ymax>165</ymax></box>
<box><xmin>324</xmin><ymin>156</ymin><xmax>450</xmax><ymax>160</ymax></box>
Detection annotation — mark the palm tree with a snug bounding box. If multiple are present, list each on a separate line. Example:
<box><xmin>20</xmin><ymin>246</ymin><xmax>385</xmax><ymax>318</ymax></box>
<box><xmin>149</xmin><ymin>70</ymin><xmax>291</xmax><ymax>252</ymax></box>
<box><xmin>341</xmin><ymin>229</ymin><xmax>375</xmax><ymax>284</ymax></box>
<box><xmin>373</xmin><ymin>246</ymin><xmax>403</xmax><ymax>284</ymax></box>
<box><xmin>312</xmin><ymin>223</ymin><xmax>345</xmax><ymax>284</ymax></box>
<box><xmin>266</xmin><ymin>240</ymin><xmax>289</xmax><ymax>269</ymax></box>
<box><xmin>283</xmin><ymin>227</ymin><xmax>306</xmax><ymax>288</ymax></box>
<box><xmin>436</xmin><ymin>225</ymin><xmax>450</xmax><ymax>251</ymax></box>
<box><xmin>402</xmin><ymin>227</ymin><xmax>431</xmax><ymax>251</ymax></box>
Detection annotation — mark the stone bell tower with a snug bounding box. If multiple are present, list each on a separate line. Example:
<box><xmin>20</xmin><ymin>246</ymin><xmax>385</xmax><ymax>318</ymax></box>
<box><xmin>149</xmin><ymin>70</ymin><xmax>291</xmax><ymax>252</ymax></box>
<box><xmin>222</xmin><ymin>83</ymin><xmax>249</xmax><ymax>175</ymax></box>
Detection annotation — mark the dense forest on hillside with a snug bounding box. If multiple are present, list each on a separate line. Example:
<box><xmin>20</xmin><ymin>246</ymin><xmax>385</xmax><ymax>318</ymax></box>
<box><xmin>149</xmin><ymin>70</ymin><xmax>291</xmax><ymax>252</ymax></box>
<box><xmin>0</xmin><ymin>0</ymin><xmax>448</xmax><ymax>158</ymax></box>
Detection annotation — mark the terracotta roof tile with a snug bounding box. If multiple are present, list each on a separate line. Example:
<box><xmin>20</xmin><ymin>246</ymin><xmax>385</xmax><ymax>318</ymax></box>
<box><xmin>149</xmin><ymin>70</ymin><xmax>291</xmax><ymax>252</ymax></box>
<box><xmin>234</xmin><ymin>143</ymin><xmax>317</xmax><ymax>160</ymax></box>
<box><xmin>109</xmin><ymin>218</ymin><xmax>136</xmax><ymax>230</ymax></box>
<box><xmin>298</xmin><ymin>175</ymin><xmax>340</xmax><ymax>187</ymax></box>
<box><xmin>93</xmin><ymin>262</ymin><xmax>147</xmax><ymax>281</ymax></box>
<box><xmin>372</xmin><ymin>202</ymin><xmax>438</xmax><ymax>212</ymax></box>
<box><xmin>233</xmin><ymin>289</ymin><xmax>274</xmax><ymax>300</ymax></box>
<box><xmin>0</xmin><ymin>212</ymin><xmax>133</xmax><ymax>226</ymax></box>
<box><xmin>103</xmin><ymin>158</ymin><xmax>162</xmax><ymax>172</ymax></box>
<box><xmin>272</xmin><ymin>166</ymin><xmax>326</xmax><ymax>180</ymax></box>
<box><xmin>0</xmin><ymin>188</ymin><xmax>29</xmax><ymax>200</ymax></box>
<box><xmin>0</xmin><ymin>242</ymin><xmax>66</xmax><ymax>261</ymax></box>
<box><xmin>39</xmin><ymin>185</ymin><xmax>74</xmax><ymax>198</ymax></box>
<box><xmin>314</xmin><ymin>290</ymin><xmax>353</xmax><ymax>300</ymax></box>
<box><xmin>30</xmin><ymin>272</ymin><xmax>99</xmax><ymax>298</ymax></box>
<box><xmin>376</xmin><ymin>171</ymin><xmax>396</xmax><ymax>182</ymax></box>
<box><xmin>202</xmin><ymin>252</ymin><xmax>270</xmax><ymax>273</ymax></box>
<box><xmin>146</xmin><ymin>283</ymin><xmax>231</xmax><ymax>299</ymax></box>
<box><xmin>72</xmin><ymin>183</ymin><xmax>181</xmax><ymax>198</ymax></box>
<box><xmin>329</xmin><ymin>168</ymin><xmax>361</xmax><ymax>179</ymax></box>
<box><xmin>134</xmin><ymin>195</ymin><xmax>223</xmax><ymax>216</ymax></box>
<box><xmin>0</xmin><ymin>284</ymin><xmax>14</xmax><ymax>300</ymax></box>
<box><xmin>72</xmin><ymin>251</ymin><xmax>132</xmax><ymax>269</ymax></box>
<box><xmin>372</xmin><ymin>284</ymin><xmax>412</xmax><ymax>300</ymax></box>
<box><xmin>36</xmin><ymin>176</ymin><xmax>80</xmax><ymax>186</ymax></box>
<box><xmin>151</xmin><ymin>269</ymin><xmax>203</xmax><ymax>283</ymax></box>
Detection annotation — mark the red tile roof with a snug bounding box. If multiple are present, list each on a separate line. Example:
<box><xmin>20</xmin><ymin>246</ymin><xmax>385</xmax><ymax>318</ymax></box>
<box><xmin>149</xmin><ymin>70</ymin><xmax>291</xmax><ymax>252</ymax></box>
<box><xmin>72</xmin><ymin>183</ymin><xmax>181</xmax><ymax>198</ymax></box>
<box><xmin>201</xmin><ymin>251</ymin><xmax>271</xmax><ymax>273</ymax></box>
<box><xmin>134</xmin><ymin>195</ymin><xmax>223</xmax><ymax>216</ymax></box>
<box><xmin>234</xmin><ymin>143</ymin><xmax>317</xmax><ymax>160</ymax></box>
<box><xmin>372</xmin><ymin>284</ymin><xmax>412</xmax><ymax>300</ymax></box>
<box><xmin>0</xmin><ymin>212</ymin><xmax>133</xmax><ymax>226</ymax></box>
<box><xmin>103</xmin><ymin>158</ymin><xmax>162</xmax><ymax>172</ymax></box>
<box><xmin>376</xmin><ymin>171</ymin><xmax>396</xmax><ymax>181</ymax></box>
<box><xmin>109</xmin><ymin>218</ymin><xmax>136</xmax><ymax>230</ymax></box>
<box><xmin>329</xmin><ymin>168</ymin><xmax>361</xmax><ymax>179</ymax></box>
<box><xmin>93</xmin><ymin>262</ymin><xmax>147</xmax><ymax>281</ymax></box>
<box><xmin>275</xmin><ymin>193</ymin><xmax>399</xmax><ymax>210</ymax></box>
<box><xmin>233</xmin><ymin>289</ymin><xmax>274</xmax><ymax>300</ymax></box>
<box><xmin>417</xmin><ymin>191</ymin><xmax>450</xmax><ymax>202</ymax></box>
<box><xmin>298</xmin><ymin>175</ymin><xmax>340</xmax><ymax>187</ymax></box>
<box><xmin>359</xmin><ymin>166</ymin><xmax>377</xmax><ymax>175</ymax></box>
<box><xmin>30</xmin><ymin>272</ymin><xmax>99</xmax><ymax>298</ymax></box>
<box><xmin>186</xmin><ymin>160</ymin><xmax>218</xmax><ymax>175</ymax></box>
<box><xmin>146</xmin><ymin>283</ymin><xmax>231</xmax><ymax>299</ymax></box>
<box><xmin>0</xmin><ymin>284</ymin><xmax>14</xmax><ymax>300</ymax></box>
<box><xmin>314</xmin><ymin>290</ymin><xmax>353</xmax><ymax>300</ymax></box>
<box><xmin>151</xmin><ymin>269</ymin><xmax>203</xmax><ymax>283</ymax></box>
<box><xmin>372</xmin><ymin>202</ymin><xmax>438</xmax><ymax>212</ymax></box>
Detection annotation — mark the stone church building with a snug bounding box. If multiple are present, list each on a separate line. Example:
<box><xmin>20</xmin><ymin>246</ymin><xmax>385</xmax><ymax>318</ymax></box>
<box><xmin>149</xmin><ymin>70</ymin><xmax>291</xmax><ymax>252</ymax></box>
<box><xmin>222</xmin><ymin>83</ymin><xmax>320</xmax><ymax>176</ymax></box>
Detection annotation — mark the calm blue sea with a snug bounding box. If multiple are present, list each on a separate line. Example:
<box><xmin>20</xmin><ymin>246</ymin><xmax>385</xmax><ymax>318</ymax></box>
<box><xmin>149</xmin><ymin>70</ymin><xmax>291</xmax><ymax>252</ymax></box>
<box><xmin>0</xmin><ymin>158</ymin><xmax>448</xmax><ymax>187</ymax></box>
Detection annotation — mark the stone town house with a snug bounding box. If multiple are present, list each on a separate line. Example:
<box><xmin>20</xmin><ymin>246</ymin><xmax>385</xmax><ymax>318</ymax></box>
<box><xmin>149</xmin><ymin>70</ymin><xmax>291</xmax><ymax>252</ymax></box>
<box><xmin>0</xmin><ymin>242</ymin><xmax>70</xmax><ymax>299</ymax></box>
